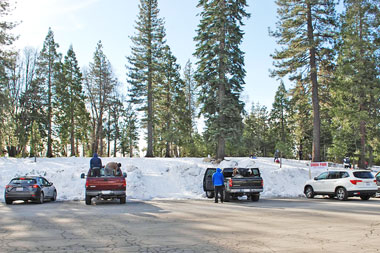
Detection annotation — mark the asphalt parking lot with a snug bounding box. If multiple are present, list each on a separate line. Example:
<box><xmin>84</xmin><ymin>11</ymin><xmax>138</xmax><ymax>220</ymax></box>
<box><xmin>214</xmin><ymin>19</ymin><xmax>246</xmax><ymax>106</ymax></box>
<box><xmin>1</xmin><ymin>197</ymin><xmax>379</xmax><ymax>253</ymax></box>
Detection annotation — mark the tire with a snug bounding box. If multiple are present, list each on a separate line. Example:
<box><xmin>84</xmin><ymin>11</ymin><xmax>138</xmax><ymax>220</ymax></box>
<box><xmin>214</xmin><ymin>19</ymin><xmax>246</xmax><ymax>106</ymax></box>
<box><xmin>360</xmin><ymin>195</ymin><xmax>370</xmax><ymax>201</ymax></box>
<box><xmin>205</xmin><ymin>191</ymin><xmax>214</xmax><ymax>199</ymax></box>
<box><xmin>85</xmin><ymin>195</ymin><xmax>92</xmax><ymax>205</ymax></box>
<box><xmin>5</xmin><ymin>198</ymin><xmax>12</xmax><ymax>205</ymax></box>
<box><xmin>223</xmin><ymin>190</ymin><xmax>230</xmax><ymax>202</ymax></box>
<box><xmin>120</xmin><ymin>196</ymin><xmax>126</xmax><ymax>204</ymax></box>
<box><xmin>51</xmin><ymin>191</ymin><xmax>57</xmax><ymax>201</ymax></box>
<box><xmin>336</xmin><ymin>187</ymin><xmax>348</xmax><ymax>201</ymax></box>
<box><xmin>251</xmin><ymin>194</ymin><xmax>260</xmax><ymax>202</ymax></box>
<box><xmin>37</xmin><ymin>192</ymin><xmax>44</xmax><ymax>204</ymax></box>
<box><xmin>305</xmin><ymin>186</ymin><xmax>314</xmax><ymax>199</ymax></box>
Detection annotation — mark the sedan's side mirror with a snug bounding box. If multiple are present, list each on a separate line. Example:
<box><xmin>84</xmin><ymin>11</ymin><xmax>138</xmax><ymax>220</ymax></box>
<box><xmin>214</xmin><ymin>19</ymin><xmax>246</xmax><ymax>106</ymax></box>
<box><xmin>123</xmin><ymin>172</ymin><xmax>127</xmax><ymax>178</ymax></box>
<box><xmin>49</xmin><ymin>182</ymin><xmax>53</xmax><ymax>186</ymax></box>
<box><xmin>81</xmin><ymin>173</ymin><xmax>85</xmax><ymax>179</ymax></box>
<box><xmin>314</xmin><ymin>177</ymin><xmax>318</xmax><ymax>180</ymax></box>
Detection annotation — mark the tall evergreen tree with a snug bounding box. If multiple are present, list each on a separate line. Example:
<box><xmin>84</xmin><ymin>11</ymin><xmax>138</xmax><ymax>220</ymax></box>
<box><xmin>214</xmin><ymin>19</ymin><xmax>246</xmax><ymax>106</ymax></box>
<box><xmin>55</xmin><ymin>45</ymin><xmax>86</xmax><ymax>156</ymax></box>
<box><xmin>194</xmin><ymin>0</ymin><xmax>249</xmax><ymax>160</ymax></box>
<box><xmin>270</xmin><ymin>81</ymin><xmax>293</xmax><ymax>158</ymax></box>
<box><xmin>270</xmin><ymin>0</ymin><xmax>338</xmax><ymax>162</ymax></box>
<box><xmin>120</xmin><ymin>104</ymin><xmax>139</xmax><ymax>157</ymax></box>
<box><xmin>35</xmin><ymin>28</ymin><xmax>61</xmax><ymax>157</ymax></box>
<box><xmin>127</xmin><ymin>0</ymin><xmax>166</xmax><ymax>157</ymax></box>
<box><xmin>85</xmin><ymin>41</ymin><xmax>117</xmax><ymax>156</ymax></box>
<box><xmin>331</xmin><ymin>0</ymin><xmax>380</xmax><ymax>167</ymax></box>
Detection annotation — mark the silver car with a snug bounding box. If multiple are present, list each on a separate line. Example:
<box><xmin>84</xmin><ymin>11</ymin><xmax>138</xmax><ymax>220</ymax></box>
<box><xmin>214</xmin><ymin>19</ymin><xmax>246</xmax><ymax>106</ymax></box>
<box><xmin>4</xmin><ymin>176</ymin><xmax>57</xmax><ymax>204</ymax></box>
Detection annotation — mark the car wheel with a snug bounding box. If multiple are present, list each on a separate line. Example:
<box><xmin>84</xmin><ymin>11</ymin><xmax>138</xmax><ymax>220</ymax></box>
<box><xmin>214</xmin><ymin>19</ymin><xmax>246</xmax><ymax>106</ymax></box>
<box><xmin>51</xmin><ymin>190</ymin><xmax>57</xmax><ymax>201</ymax></box>
<box><xmin>5</xmin><ymin>198</ymin><xmax>12</xmax><ymax>205</ymax></box>
<box><xmin>85</xmin><ymin>195</ymin><xmax>92</xmax><ymax>205</ymax></box>
<box><xmin>360</xmin><ymin>195</ymin><xmax>370</xmax><ymax>201</ymax></box>
<box><xmin>251</xmin><ymin>194</ymin><xmax>260</xmax><ymax>202</ymax></box>
<box><xmin>305</xmin><ymin>186</ymin><xmax>314</xmax><ymax>199</ymax></box>
<box><xmin>205</xmin><ymin>191</ymin><xmax>214</xmax><ymax>199</ymax></box>
<box><xmin>336</xmin><ymin>187</ymin><xmax>348</xmax><ymax>201</ymax></box>
<box><xmin>223</xmin><ymin>190</ymin><xmax>230</xmax><ymax>202</ymax></box>
<box><xmin>120</xmin><ymin>196</ymin><xmax>126</xmax><ymax>204</ymax></box>
<box><xmin>37</xmin><ymin>192</ymin><xmax>44</xmax><ymax>204</ymax></box>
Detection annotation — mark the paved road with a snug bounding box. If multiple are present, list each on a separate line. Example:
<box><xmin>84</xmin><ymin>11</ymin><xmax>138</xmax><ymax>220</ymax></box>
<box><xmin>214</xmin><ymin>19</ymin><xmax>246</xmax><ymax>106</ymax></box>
<box><xmin>1</xmin><ymin>197</ymin><xmax>380</xmax><ymax>253</ymax></box>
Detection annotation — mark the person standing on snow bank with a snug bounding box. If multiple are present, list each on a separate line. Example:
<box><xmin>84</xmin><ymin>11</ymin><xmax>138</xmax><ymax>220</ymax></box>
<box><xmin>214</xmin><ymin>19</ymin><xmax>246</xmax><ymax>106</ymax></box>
<box><xmin>212</xmin><ymin>168</ymin><xmax>225</xmax><ymax>203</ymax></box>
<box><xmin>90</xmin><ymin>153</ymin><xmax>102</xmax><ymax>169</ymax></box>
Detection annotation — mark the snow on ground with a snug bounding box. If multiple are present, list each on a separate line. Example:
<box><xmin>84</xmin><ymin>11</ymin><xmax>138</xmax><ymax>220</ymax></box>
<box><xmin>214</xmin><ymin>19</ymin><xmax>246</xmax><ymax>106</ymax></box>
<box><xmin>0</xmin><ymin>156</ymin><xmax>355</xmax><ymax>202</ymax></box>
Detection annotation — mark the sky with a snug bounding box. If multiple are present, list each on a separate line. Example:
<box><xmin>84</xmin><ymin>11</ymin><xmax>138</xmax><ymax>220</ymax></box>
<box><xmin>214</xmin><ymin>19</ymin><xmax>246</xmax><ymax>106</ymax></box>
<box><xmin>10</xmin><ymin>0</ymin><xmax>281</xmax><ymax>111</ymax></box>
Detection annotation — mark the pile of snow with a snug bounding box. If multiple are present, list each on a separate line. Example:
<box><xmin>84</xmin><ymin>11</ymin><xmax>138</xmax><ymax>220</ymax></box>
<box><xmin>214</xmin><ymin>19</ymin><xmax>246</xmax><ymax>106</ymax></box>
<box><xmin>0</xmin><ymin>156</ymin><xmax>333</xmax><ymax>202</ymax></box>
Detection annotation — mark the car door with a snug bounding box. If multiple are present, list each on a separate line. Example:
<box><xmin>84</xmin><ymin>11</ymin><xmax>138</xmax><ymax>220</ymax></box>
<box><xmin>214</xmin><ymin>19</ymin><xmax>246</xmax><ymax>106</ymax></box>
<box><xmin>313</xmin><ymin>172</ymin><xmax>329</xmax><ymax>192</ymax></box>
<box><xmin>39</xmin><ymin>177</ymin><xmax>51</xmax><ymax>197</ymax></box>
<box><xmin>203</xmin><ymin>168</ymin><xmax>216</xmax><ymax>191</ymax></box>
<box><xmin>325</xmin><ymin>172</ymin><xmax>340</xmax><ymax>193</ymax></box>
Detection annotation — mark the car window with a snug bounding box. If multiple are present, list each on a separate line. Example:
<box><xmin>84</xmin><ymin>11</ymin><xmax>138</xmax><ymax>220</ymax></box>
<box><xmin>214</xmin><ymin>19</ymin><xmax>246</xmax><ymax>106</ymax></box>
<box><xmin>339</xmin><ymin>172</ymin><xmax>349</xmax><ymax>178</ymax></box>
<box><xmin>41</xmin><ymin>178</ymin><xmax>50</xmax><ymax>186</ymax></box>
<box><xmin>206</xmin><ymin>169</ymin><xmax>216</xmax><ymax>177</ymax></box>
<box><xmin>10</xmin><ymin>178</ymin><xmax>36</xmax><ymax>185</ymax></box>
<box><xmin>353</xmin><ymin>171</ymin><xmax>374</xmax><ymax>179</ymax></box>
<box><xmin>317</xmin><ymin>172</ymin><xmax>328</xmax><ymax>180</ymax></box>
<box><xmin>37</xmin><ymin>178</ymin><xmax>44</xmax><ymax>185</ymax></box>
<box><xmin>328</xmin><ymin>172</ymin><xmax>340</xmax><ymax>179</ymax></box>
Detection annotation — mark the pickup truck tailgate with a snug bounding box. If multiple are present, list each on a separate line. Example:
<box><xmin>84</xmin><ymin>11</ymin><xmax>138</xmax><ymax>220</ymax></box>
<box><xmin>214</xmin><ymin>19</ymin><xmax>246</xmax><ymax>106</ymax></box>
<box><xmin>87</xmin><ymin>177</ymin><xmax>125</xmax><ymax>191</ymax></box>
<box><xmin>230</xmin><ymin>177</ymin><xmax>263</xmax><ymax>189</ymax></box>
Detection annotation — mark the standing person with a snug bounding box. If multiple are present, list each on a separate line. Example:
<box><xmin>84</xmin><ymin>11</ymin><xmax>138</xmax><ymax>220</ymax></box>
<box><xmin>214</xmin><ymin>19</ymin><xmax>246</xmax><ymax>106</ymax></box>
<box><xmin>212</xmin><ymin>168</ymin><xmax>225</xmax><ymax>203</ymax></box>
<box><xmin>90</xmin><ymin>153</ymin><xmax>102</xmax><ymax>168</ymax></box>
<box><xmin>274</xmin><ymin>149</ymin><xmax>279</xmax><ymax>162</ymax></box>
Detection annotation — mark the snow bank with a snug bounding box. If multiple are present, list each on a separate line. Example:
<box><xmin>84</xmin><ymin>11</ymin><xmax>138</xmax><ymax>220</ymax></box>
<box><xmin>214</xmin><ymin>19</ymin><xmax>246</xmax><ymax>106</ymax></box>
<box><xmin>0</xmin><ymin>156</ymin><xmax>329</xmax><ymax>202</ymax></box>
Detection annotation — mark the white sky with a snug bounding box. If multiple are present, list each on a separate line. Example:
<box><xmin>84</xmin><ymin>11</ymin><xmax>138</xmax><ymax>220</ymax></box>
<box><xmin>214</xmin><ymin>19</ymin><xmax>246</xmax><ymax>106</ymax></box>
<box><xmin>10</xmin><ymin>0</ymin><xmax>280</xmax><ymax>111</ymax></box>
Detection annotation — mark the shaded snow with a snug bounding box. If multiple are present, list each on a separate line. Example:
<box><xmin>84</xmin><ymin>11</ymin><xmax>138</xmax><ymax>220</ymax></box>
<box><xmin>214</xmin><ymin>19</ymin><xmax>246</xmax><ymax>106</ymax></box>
<box><xmin>0</xmin><ymin>156</ymin><xmax>338</xmax><ymax>202</ymax></box>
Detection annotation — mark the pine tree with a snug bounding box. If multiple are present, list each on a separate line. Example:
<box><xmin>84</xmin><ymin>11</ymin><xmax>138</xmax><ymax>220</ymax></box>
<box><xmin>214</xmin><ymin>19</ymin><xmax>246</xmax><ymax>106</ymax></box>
<box><xmin>55</xmin><ymin>45</ymin><xmax>86</xmax><ymax>156</ymax></box>
<box><xmin>194</xmin><ymin>0</ymin><xmax>249</xmax><ymax>160</ymax></box>
<box><xmin>126</xmin><ymin>0</ymin><xmax>166</xmax><ymax>157</ymax></box>
<box><xmin>270</xmin><ymin>0</ymin><xmax>338</xmax><ymax>162</ymax></box>
<box><xmin>85</xmin><ymin>41</ymin><xmax>117</xmax><ymax>156</ymax></box>
<box><xmin>331</xmin><ymin>0</ymin><xmax>380</xmax><ymax>167</ymax></box>
<box><xmin>270</xmin><ymin>82</ymin><xmax>293</xmax><ymax>158</ymax></box>
<box><xmin>120</xmin><ymin>104</ymin><xmax>139</xmax><ymax>157</ymax></box>
<box><xmin>35</xmin><ymin>28</ymin><xmax>62</xmax><ymax>157</ymax></box>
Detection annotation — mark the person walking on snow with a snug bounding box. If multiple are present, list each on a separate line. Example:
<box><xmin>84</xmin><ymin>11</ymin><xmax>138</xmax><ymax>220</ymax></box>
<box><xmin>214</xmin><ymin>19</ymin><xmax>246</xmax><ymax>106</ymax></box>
<box><xmin>212</xmin><ymin>168</ymin><xmax>225</xmax><ymax>203</ymax></box>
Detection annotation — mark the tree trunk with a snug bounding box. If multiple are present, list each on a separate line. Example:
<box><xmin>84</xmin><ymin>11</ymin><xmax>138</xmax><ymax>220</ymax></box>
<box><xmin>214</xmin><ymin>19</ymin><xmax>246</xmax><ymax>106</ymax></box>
<box><xmin>146</xmin><ymin>4</ymin><xmax>154</xmax><ymax>157</ymax></box>
<box><xmin>307</xmin><ymin>3</ymin><xmax>321</xmax><ymax>162</ymax></box>
<box><xmin>46</xmin><ymin>63</ymin><xmax>53</xmax><ymax>158</ymax></box>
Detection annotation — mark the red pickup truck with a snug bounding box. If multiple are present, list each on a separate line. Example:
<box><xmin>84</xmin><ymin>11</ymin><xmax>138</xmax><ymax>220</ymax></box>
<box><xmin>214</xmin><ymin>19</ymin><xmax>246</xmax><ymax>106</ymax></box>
<box><xmin>81</xmin><ymin>166</ymin><xmax>127</xmax><ymax>205</ymax></box>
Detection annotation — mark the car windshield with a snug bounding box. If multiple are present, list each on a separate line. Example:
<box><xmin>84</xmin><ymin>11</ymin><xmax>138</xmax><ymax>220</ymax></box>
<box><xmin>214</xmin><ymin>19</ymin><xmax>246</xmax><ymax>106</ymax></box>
<box><xmin>88</xmin><ymin>167</ymin><xmax>121</xmax><ymax>177</ymax></box>
<box><xmin>10</xmin><ymin>178</ymin><xmax>36</xmax><ymax>185</ymax></box>
<box><xmin>353</xmin><ymin>171</ymin><xmax>374</xmax><ymax>179</ymax></box>
<box><xmin>223</xmin><ymin>168</ymin><xmax>259</xmax><ymax>178</ymax></box>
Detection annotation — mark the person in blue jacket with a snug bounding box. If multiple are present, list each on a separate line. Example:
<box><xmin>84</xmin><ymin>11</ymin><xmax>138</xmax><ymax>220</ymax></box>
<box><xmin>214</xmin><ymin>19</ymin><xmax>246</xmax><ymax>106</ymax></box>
<box><xmin>90</xmin><ymin>153</ymin><xmax>102</xmax><ymax>169</ymax></box>
<box><xmin>212</xmin><ymin>168</ymin><xmax>225</xmax><ymax>203</ymax></box>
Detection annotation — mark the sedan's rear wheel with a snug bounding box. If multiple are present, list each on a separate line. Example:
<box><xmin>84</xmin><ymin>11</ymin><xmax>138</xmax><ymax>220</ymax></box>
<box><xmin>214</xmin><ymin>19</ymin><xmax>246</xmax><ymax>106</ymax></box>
<box><xmin>251</xmin><ymin>194</ymin><xmax>260</xmax><ymax>202</ymax></box>
<box><xmin>336</xmin><ymin>187</ymin><xmax>348</xmax><ymax>201</ymax></box>
<box><xmin>37</xmin><ymin>192</ymin><xmax>44</xmax><ymax>204</ymax></box>
<box><xmin>5</xmin><ymin>198</ymin><xmax>12</xmax><ymax>205</ymax></box>
<box><xmin>305</xmin><ymin>186</ymin><xmax>314</xmax><ymax>199</ymax></box>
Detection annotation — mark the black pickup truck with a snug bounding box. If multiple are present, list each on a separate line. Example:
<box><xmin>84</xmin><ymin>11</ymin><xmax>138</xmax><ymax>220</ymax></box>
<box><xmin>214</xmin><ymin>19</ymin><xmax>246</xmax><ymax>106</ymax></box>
<box><xmin>203</xmin><ymin>167</ymin><xmax>263</xmax><ymax>201</ymax></box>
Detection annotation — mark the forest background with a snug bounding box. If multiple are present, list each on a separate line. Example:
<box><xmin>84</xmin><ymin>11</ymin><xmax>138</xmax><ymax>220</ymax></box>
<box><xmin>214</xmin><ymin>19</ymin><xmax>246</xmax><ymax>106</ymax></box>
<box><xmin>0</xmin><ymin>0</ymin><xmax>379</xmax><ymax>168</ymax></box>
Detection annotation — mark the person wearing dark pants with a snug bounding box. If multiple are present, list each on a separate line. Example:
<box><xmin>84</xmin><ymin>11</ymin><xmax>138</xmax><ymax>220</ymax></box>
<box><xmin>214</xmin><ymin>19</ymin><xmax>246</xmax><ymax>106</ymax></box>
<box><xmin>212</xmin><ymin>168</ymin><xmax>225</xmax><ymax>203</ymax></box>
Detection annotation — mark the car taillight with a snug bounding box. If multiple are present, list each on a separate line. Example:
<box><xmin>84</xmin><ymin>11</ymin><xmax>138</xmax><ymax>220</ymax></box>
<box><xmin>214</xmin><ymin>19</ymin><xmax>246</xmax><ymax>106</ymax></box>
<box><xmin>229</xmin><ymin>178</ymin><xmax>233</xmax><ymax>187</ymax></box>
<box><xmin>374</xmin><ymin>180</ymin><xmax>377</xmax><ymax>183</ymax></box>
<box><xmin>5</xmin><ymin>185</ymin><xmax>10</xmax><ymax>189</ymax></box>
<box><xmin>85</xmin><ymin>180</ymin><xmax>89</xmax><ymax>188</ymax></box>
<box><xmin>350</xmin><ymin>180</ymin><xmax>362</xmax><ymax>185</ymax></box>
<box><xmin>123</xmin><ymin>179</ymin><xmax>126</xmax><ymax>187</ymax></box>
<box><xmin>261</xmin><ymin>180</ymin><xmax>264</xmax><ymax>187</ymax></box>
<box><xmin>32</xmin><ymin>185</ymin><xmax>39</xmax><ymax>188</ymax></box>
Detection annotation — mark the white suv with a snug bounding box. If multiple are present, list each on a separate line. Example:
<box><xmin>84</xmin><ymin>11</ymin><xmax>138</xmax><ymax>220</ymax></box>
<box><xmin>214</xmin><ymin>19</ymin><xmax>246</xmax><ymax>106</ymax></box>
<box><xmin>304</xmin><ymin>169</ymin><xmax>377</xmax><ymax>201</ymax></box>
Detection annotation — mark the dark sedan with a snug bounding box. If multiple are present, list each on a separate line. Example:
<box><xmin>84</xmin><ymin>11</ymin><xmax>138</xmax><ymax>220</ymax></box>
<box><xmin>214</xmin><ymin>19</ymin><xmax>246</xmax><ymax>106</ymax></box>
<box><xmin>4</xmin><ymin>176</ymin><xmax>57</xmax><ymax>204</ymax></box>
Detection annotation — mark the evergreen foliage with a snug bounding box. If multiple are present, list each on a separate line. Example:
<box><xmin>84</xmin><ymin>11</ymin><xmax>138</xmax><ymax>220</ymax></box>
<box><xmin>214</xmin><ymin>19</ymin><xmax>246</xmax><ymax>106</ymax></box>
<box><xmin>127</xmin><ymin>0</ymin><xmax>166</xmax><ymax>157</ymax></box>
<box><xmin>270</xmin><ymin>0</ymin><xmax>338</xmax><ymax>162</ymax></box>
<box><xmin>194</xmin><ymin>0</ymin><xmax>250</xmax><ymax>160</ymax></box>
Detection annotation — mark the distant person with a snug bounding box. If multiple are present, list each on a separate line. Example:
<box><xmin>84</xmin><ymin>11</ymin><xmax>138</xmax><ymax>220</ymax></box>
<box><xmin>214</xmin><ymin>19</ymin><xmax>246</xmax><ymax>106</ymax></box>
<box><xmin>343</xmin><ymin>156</ymin><xmax>351</xmax><ymax>169</ymax></box>
<box><xmin>90</xmin><ymin>153</ymin><xmax>102</xmax><ymax>177</ymax></box>
<box><xmin>299</xmin><ymin>150</ymin><xmax>303</xmax><ymax>160</ymax></box>
<box><xmin>274</xmin><ymin>149</ymin><xmax>279</xmax><ymax>162</ymax></box>
<box><xmin>212</xmin><ymin>168</ymin><xmax>225</xmax><ymax>203</ymax></box>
